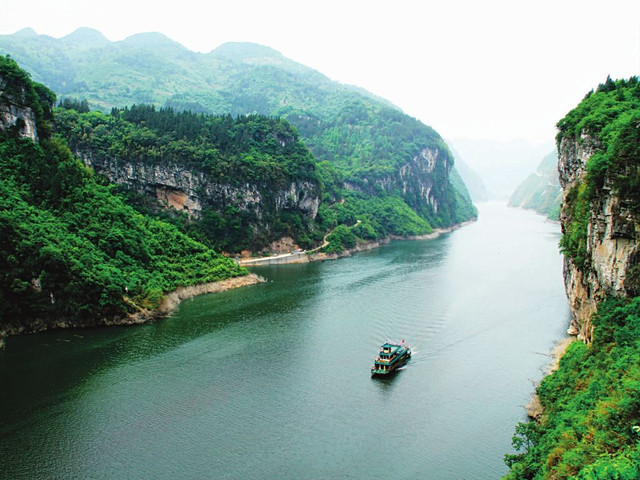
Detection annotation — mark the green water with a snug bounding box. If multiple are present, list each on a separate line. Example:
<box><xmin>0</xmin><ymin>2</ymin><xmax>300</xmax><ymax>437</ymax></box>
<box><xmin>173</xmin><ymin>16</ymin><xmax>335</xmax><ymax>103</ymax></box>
<box><xmin>0</xmin><ymin>203</ymin><xmax>570</xmax><ymax>479</ymax></box>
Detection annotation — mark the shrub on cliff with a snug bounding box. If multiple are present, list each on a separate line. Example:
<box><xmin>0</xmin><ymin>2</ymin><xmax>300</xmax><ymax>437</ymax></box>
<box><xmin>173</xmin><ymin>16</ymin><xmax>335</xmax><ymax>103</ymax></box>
<box><xmin>0</xmin><ymin>56</ymin><xmax>246</xmax><ymax>333</ymax></box>
<box><xmin>504</xmin><ymin>297</ymin><xmax>640</xmax><ymax>479</ymax></box>
<box><xmin>557</xmin><ymin>77</ymin><xmax>640</xmax><ymax>268</ymax></box>
<box><xmin>505</xmin><ymin>76</ymin><xmax>640</xmax><ymax>480</ymax></box>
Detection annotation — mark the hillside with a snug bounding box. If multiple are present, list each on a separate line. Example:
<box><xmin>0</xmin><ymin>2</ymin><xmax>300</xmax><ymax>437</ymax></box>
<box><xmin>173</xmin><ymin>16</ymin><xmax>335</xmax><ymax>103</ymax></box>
<box><xmin>504</xmin><ymin>77</ymin><xmax>640</xmax><ymax>479</ymax></box>
<box><xmin>0</xmin><ymin>55</ymin><xmax>247</xmax><ymax>336</ymax></box>
<box><xmin>0</xmin><ymin>29</ymin><xmax>477</xmax><ymax>243</ymax></box>
<box><xmin>508</xmin><ymin>150</ymin><xmax>562</xmax><ymax>220</ymax></box>
<box><xmin>450</xmin><ymin>138</ymin><xmax>554</xmax><ymax>199</ymax></box>
<box><xmin>446</xmin><ymin>141</ymin><xmax>490</xmax><ymax>202</ymax></box>
<box><xmin>54</xmin><ymin>103</ymin><xmax>324</xmax><ymax>253</ymax></box>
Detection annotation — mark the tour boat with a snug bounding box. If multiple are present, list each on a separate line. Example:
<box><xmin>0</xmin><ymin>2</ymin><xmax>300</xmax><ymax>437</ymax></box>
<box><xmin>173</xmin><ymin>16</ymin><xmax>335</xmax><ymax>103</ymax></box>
<box><xmin>371</xmin><ymin>341</ymin><xmax>411</xmax><ymax>376</ymax></box>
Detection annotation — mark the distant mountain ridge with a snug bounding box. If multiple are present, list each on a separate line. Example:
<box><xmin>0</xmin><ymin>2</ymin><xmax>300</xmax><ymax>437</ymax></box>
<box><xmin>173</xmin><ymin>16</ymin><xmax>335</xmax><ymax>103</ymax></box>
<box><xmin>508</xmin><ymin>150</ymin><xmax>562</xmax><ymax>220</ymax></box>
<box><xmin>0</xmin><ymin>28</ymin><xmax>476</xmax><ymax>240</ymax></box>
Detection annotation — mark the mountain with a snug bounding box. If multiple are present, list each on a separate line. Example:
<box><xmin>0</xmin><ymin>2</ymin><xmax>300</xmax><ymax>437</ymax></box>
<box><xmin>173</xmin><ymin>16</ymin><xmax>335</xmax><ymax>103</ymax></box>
<box><xmin>0</xmin><ymin>29</ymin><xmax>476</xmax><ymax>243</ymax></box>
<box><xmin>0</xmin><ymin>55</ymin><xmax>248</xmax><ymax>337</ymax></box>
<box><xmin>450</xmin><ymin>138</ymin><xmax>555</xmax><ymax>200</ymax></box>
<box><xmin>504</xmin><ymin>77</ymin><xmax>640</xmax><ymax>479</ymax></box>
<box><xmin>508</xmin><ymin>150</ymin><xmax>562</xmax><ymax>220</ymax></box>
<box><xmin>446</xmin><ymin>141</ymin><xmax>489</xmax><ymax>202</ymax></box>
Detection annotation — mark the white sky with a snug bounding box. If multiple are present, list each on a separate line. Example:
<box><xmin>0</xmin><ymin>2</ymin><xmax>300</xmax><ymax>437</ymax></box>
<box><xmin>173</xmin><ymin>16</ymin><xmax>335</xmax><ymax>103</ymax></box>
<box><xmin>1</xmin><ymin>0</ymin><xmax>639</xmax><ymax>145</ymax></box>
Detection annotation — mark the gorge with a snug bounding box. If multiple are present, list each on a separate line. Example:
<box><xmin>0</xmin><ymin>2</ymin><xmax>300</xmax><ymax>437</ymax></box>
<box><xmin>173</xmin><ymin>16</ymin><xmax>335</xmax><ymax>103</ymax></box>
<box><xmin>0</xmin><ymin>24</ymin><xmax>639</xmax><ymax>480</ymax></box>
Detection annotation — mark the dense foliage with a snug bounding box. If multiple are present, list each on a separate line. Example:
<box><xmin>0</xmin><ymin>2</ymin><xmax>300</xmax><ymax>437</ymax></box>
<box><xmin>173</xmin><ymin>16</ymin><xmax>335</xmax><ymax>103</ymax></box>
<box><xmin>0</xmin><ymin>56</ymin><xmax>246</xmax><ymax>332</ymax></box>
<box><xmin>0</xmin><ymin>54</ymin><xmax>55</xmax><ymax>139</ymax></box>
<box><xmin>54</xmin><ymin>104</ymin><xmax>323</xmax><ymax>253</ymax></box>
<box><xmin>0</xmin><ymin>31</ymin><xmax>477</xmax><ymax>253</ymax></box>
<box><xmin>54</xmin><ymin>101</ymin><xmax>474</xmax><ymax>254</ymax></box>
<box><xmin>505</xmin><ymin>77</ymin><xmax>640</xmax><ymax>479</ymax></box>
<box><xmin>504</xmin><ymin>298</ymin><xmax>640</xmax><ymax>479</ymax></box>
<box><xmin>292</xmin><ymin>100</ymin><xmax>477</xmax><ymax>229</ymax></box>
<box><xmin>558</xmin><ymin>77</ymin><xmax>640</xmax><ymax>266</ymax></box>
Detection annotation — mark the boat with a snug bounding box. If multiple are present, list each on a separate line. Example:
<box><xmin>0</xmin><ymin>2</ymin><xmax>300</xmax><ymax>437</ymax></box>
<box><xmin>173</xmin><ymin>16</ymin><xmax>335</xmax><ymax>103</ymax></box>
<box><xmin>371</xmin><ymin>340</ymin><xmax>411</xmax><ymax>376</ymax></box>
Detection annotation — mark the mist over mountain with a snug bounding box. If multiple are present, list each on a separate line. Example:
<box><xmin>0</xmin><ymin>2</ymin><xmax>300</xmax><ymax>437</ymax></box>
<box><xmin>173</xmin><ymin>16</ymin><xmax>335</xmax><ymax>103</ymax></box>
<box><xmin>0</xmin><ymin>28</ymin><xmax>476</xmax><ymax>252</ymax></box>
<box><xmin>450</xmin><ymin>138</ymin><xmax>555</xmax><ymax>200</ymax></box>
<box><xmin>508</xmin><ymin>150</ymin><xmax>562</xmax><ymax>220</ymax></box>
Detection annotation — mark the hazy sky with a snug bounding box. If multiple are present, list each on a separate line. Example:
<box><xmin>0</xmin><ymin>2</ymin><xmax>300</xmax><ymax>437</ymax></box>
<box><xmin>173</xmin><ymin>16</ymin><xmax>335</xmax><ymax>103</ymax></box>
<box><xmin>1</xmin><ymin>0</ymin><xmax>639</xmax><ymax>145</ymax></box>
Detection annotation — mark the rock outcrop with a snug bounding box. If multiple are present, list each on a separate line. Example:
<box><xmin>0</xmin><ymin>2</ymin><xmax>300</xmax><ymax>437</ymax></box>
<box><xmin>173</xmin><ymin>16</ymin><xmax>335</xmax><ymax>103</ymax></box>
<box><xmin>558</xmin><ymin>133</ymin><xmax>639</xmax><ymax>342</ymax></box>
<box><xmin>76</xmin><ymin>149</ymin><xmax>320</xmax><ymax>222</ymax></box>
<box><xmin>0</xmin><ymin>78</ymin><xmax>39</xmax><ymax>141</ymax></box>
<box><xmin>353</xmin><ymin>146</ymin><xmax>454</xmax><ymax>218</ymax></box>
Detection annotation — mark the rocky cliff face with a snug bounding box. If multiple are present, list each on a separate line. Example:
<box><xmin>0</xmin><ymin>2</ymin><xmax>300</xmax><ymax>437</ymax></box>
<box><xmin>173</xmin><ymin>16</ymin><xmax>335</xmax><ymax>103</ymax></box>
<box><xmin>0</xmin><ymin>77</ymin><xmax>39</xmax><ymax>141</ymax></box>
<box><xmin>558</xmin><ymin>133</ymin><xmax>639</xmax><ymax>342</ymax></box>
<box><xmin>356</xmin><ymin>146</ymin><xmax>452</xmax><ymax>217</ymax></box>
<box><xmin>77</xmin><ymin>149</ymin><xmax>320</xmax><ymax>224</ymax></box>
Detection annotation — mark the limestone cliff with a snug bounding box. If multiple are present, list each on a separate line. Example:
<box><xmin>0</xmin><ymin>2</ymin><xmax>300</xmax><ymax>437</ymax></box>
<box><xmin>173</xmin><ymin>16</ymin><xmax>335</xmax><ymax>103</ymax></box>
<box><xmin>0</xmin><ymin>75</ymin><xmax>39</xmax><ymax>141</ymax></box>
<box><xmin>77</xmin><ymin>150</ymin><xmax>320</xmax><ymax>223</ymax></box>
<box><xmin>558</xmin><ymin>132</ymin><xmax>639</xmax><ymax>342</ymax></box>
<box><xmin>75</xmin><ymin>150</ymin><xmax>320</xmax><ymax>232</ymax></box>
<box><xmin>348</xmin><ymin>144</ymin><xmax>470</xmax><ymax>225</ymax></box>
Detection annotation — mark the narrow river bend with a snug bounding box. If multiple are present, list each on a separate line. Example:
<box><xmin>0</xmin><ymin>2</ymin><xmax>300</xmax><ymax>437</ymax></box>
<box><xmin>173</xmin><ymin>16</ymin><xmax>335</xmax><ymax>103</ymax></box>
<box><xmin>0</xmin><ymin>202</ymin><xmax>571</xmax><ymax>479</ymax></box>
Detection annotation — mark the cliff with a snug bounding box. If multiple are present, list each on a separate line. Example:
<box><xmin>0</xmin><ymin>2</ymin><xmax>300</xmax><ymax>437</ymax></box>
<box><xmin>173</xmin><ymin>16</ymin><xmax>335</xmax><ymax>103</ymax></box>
<box><xmin>559</xmin><ymin>132</ymin><xmax>638</xmax><ymax>340</ymax></box>
<box><xmin>0</xmin><ymin>30</ymin><xmax>476</xmax><ymax>240</ymax></box>
<box><xmin>503</xmin><ymin>76</ymin><xmax>640</xmax><ymax>480</ymax></box>
<box><xmin>0</xmin><ymin>56</ymin><xmax>248</xmax><ymax>337</ymax></box>
<box><xmin>0</xmin><ymin>84</ymin><xmax>39</xmax><ymax>141</ymax></box>
<box><xmin>557</xmin><ymin>79</ymin><xmax>640</xmax><ymax>342</ymax></box>
<box><xmin>77</xmin><ymin>150</ymin><xmax>320</xmax><ymax>222</ymax></box>
<box><xmin>0</xmin><ymin>56</ymin><xmax>54</xmax><ymax>142</ymax></box>
<box><xmin>509</xmin><ymin>150</ymin><xmax>562</xmax><ymax>220</ymax></box>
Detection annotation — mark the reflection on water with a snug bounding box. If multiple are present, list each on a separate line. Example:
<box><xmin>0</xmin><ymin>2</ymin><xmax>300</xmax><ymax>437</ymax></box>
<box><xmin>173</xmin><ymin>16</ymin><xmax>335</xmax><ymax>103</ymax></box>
<box><xmin>0</xmin><ymin>203</ymin><xmax>570</xmax><ymax>479</ymax></box>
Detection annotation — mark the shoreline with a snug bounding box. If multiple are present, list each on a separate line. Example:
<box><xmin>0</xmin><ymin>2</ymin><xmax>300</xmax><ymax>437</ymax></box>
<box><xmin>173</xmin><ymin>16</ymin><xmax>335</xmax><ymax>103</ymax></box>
<box><xmin>0</xmin><ymin>273</ymin><xmax>265</xmax><ymax>341</ymax></box>
<box><xmin>1</xmin><ymin>220</ymin><xmax>475</xmax><ymax>340</ymax></box>
<box><xmin>239</xmin><ymin>219</ymin><xmax>476</xmax><ymax>266</ymax></box>
<box><xmin>525</xmin><ymin>335</ymin><xmax>576</xmax><ymax>419</ymax></box>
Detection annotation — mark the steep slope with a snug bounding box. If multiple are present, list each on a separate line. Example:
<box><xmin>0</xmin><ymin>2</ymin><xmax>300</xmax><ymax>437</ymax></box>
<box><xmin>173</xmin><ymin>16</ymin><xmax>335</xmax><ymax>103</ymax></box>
<box><xmin>508</xmin><ymin>150</ymin><xmax>562</xmax><ymax>220</ymax></box>
<box><xmin>557</xmin><ymin>78</ymin><xmax>640</xmax><ymax>340</ymax></box>
<box><xmin>504</xmin><ymin>77</ymin><xmax>640</xmax><ymax>479</ymax></box>
<box><xmin>446</xmin><ymin>142</ymin><xmax>490</xmax><ymax>202</ymax></box>
<box><xmin>54</xmin><ymin>105</ymin><xmax>323</xmax><ymax>253</ymax></box>
<box><xmin>450</xmin><ymin>138</ymin><xmax>554</xmax><ymax>199</ymax></box>
<box><xmin>0</xmin><ymin>56</ymin><xmax>248</xmax><ymax>337</ymax></box>
<box><xmin>0</xmin><ymin>29</ymin><xmax>476</xmax><ymax>240</ymax></box>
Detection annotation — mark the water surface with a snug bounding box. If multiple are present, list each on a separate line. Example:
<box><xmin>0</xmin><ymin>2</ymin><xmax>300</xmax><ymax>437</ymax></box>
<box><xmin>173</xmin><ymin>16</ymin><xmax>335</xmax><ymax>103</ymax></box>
<box><xmin>0</xmin><ymin>202</ymin><xmax>571</xmax><ymax>479</ymax></box>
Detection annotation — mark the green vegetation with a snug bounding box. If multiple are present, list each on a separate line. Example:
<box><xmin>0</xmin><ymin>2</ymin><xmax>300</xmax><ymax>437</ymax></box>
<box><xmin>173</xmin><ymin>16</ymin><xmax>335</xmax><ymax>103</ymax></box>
<box><xmin>54</xmin><ymin>103</ymin><xmax>323</xmax><ymax>253</ymax></box>
<box><xmin>509</xmin><ymin>151</ymin><xmax>562</xmax><ymax>221</ymax></box>
<box><xmin>53</xmin><ymin>101</ymin><xmax>474</xmax><ymax>256</ymax></box>
<box><xmin>558</xmin><ymin>77</ymin><xmax>640</xmax><ymax>268</ymax></box>
<box><xmin>505</xmin><ymin>77</ymin><xmax>640</xmax><ymax>479</ymax></box>
<box><xmin>0</xmin><ymin>31</ymin><xmax>477</xmax><ymax>254</ymax></box>
<box><xmin>0</xmin><ymin>56</ymin><xmax>245</xmax><ymax>332</ymax></box>
<box><xmin>504</xmin><ymin>298</ymin><xmax>640</xmax><ymax>479</ymax></box>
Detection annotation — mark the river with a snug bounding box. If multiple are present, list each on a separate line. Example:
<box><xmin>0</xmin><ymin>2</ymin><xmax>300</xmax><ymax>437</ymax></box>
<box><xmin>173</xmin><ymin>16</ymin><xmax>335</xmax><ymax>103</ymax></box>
<box><xmin>0</xmin><ymin>202</ymin><xmax>571</xmax><ymax>479</ymax></box>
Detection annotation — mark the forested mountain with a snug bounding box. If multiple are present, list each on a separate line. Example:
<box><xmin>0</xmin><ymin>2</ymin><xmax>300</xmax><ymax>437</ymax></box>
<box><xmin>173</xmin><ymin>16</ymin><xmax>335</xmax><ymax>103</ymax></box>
<box><xmin>0</xmin><ymin>55</ymin><xmax>246</xmax><ymax>336</ymax></box>
<box><xmin>54</xmin><ymin>104</ymin><xmax>324</xmax><ymax>252</ymax></box>
<box><xmin>0</xmin><ymin>28</ymin><xmax>476</xmax><ymax>244</ymax></box>
<box><xmin>504</xmin><ymin>77</ymin><xmax>640</xmax><ymax>479</ymax></box>
<box><xmin>508</xmin><ymin>150</ymin><xmax>562</xmax><ymax>220</ymax></box>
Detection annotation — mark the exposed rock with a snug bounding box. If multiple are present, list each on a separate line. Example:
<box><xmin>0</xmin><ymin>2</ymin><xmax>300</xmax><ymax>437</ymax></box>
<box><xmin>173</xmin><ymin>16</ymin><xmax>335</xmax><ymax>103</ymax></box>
<box><xmin>0</xmin><ymin>78</ymin><xmax>39</xmax><ymax>141</ymax></box>
<box><xmin>558</xmin><ymin>132</ymin><xmax>639</xmax><ymax>342</ymax></box>
<box><xmin>76</xmin><ymin>150</ymin><xmax>320</xmax><ymax>223</ymax></box>
<box><xmin>352</xmin><ymin>146</ymin><xmax>451</xmax><ymax>216</ymax></box>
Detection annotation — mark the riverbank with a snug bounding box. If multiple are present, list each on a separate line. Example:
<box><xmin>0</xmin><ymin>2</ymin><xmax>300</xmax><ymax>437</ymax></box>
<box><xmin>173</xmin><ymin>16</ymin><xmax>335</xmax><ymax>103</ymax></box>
<box><xmin>525</xmin><ymin>335</ymin><xmax>576</xmax><ymax>419</ymax></box>
<box><xmin>238</xmin><ymin>219</ymin><xmax>476</xmax><ymax>266</ymax></box>
<box><xmin>0</xmin><ymin>273</ymin><xmax>264</xmax><ymax>340</ymax></box>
